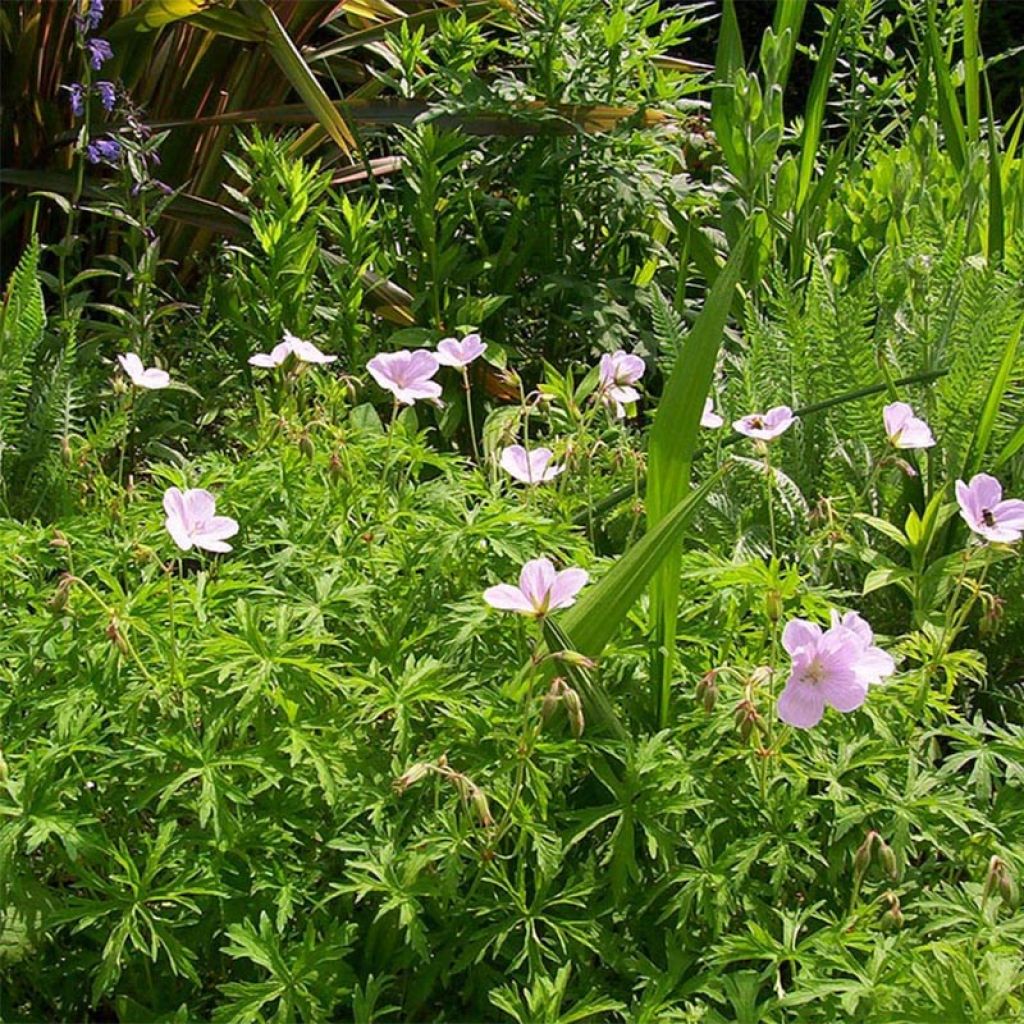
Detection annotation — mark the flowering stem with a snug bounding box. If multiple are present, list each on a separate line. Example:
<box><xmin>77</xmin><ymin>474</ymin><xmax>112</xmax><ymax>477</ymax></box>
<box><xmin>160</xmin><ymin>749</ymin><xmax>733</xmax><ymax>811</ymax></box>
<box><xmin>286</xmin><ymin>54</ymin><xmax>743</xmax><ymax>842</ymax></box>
<box><xmin>461</xmin><ymin>369</ymin><xmax>482</xmax><ymax>466</ymax></box>
<box><xmin>374</xmin><ymin>399</ymin><xmax>400</xmax><ymax>522</ymax></box>
<box><xmin>118</xmin><ymin>388</ymin><xmax>136</xmax><ymax>491</ymax></box>
<box><xmin>763</xmin><ymin>444</ymin><xmax>778</xmax><ymax>560</ymax></box>
<box><xmin>165</xmin><ymin>560</ymin><xmax>179</xmax><ymax>685</ymax></box>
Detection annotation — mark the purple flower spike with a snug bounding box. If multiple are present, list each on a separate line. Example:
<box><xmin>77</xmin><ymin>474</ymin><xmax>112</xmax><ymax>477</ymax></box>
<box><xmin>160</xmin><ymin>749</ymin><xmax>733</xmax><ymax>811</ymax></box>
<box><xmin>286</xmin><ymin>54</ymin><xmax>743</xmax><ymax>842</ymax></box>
<box><xmin>484</xmin><ymin>557</ymin><xmax>588</xmax><ymax>618</ymax></box>
<box><xmin>96</xmin><ymin>80</ymin><xmax>116</xmax><ymax>112</ymax></box>
<box><xmin>955</xmin><ymin>473</ymin><xmax>1024</xmax><ymax>544</ymax></box>
<box><xmin>76</xmin><ymin>0</ymin><xmax>105</xmax><ymax>32</ymax></box>
<box><xmin>733</xmin><ymin>405</ymin><xmax>794</xmax><ymax>441</ymax></box>
<box><xmin>85</xmin><ymin>137</ymin><xmax>121</xmax><ymax>164</ymax></box>
<box><xmin>366</xmin><ymin>349</ymin><xmax>442</xmax><ymax>405</ymax></box>
<box><xmin>64</xmin><ymin>83</ymin><xmax>86</xmax><ymax>116</ymax></box>
<box><xmin>86</xmin><ymin>38</ymin><xmax>113</xmax><ymax>70</ymax></box>
<box><xmin>163</xmin><ymin>487</ymin><xmax>239</xmax><ymax>554</ymax></box>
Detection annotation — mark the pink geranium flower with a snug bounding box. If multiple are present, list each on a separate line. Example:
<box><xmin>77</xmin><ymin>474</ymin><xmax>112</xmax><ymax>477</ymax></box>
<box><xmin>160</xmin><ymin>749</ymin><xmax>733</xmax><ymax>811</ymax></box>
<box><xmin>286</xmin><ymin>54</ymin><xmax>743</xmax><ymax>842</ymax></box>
<box><xmin>733</xmin><ymin>405</ymin><xmax>794</xmax><ymax>441</ymax></box>
<box><xmin>500</xmin><ymin>444</ymin><xmax>564</xmax><ymax>484</ymax></box>
<box><xmin>249</xmin><ymin>331</ymin><xmax>336</xmax><ymax>368</ymax></box>
<box><xmin>163</xmin><ymin>487</ymin><xmax>239</xmax><ymax>553</ymax></box>
<box><xmin>599</xmin><ymin>351</ymin><xmax>645</xmax><ymax>417</ymax></box>
<box><xmin>776</xmin><ymin>618</ymin><xmax>869</xmax><ymax>729</ymax></box>
<box><xmin>701</xmin><ymin>398</ymin><xmax>724</xmax><ymax>429</ymax></box>
<box><xmin>366</xmin><ymin>349</ymin><xmax>442</xmax><ymax>405</ymax></box>
<box><xmin>955</xmin><ymin>473</ymin><xmax>1024</xmax><ymax>543</ymax></box>
<box><xmin>484</xmin><ymin>557</ymin><xmax>588</xmax><ymax>617</ymax></box>
<box><xmin>118</xmin><ymin>353</ymin><xmax>169</xmax><ymax>390</ymax></box>
<box><xmin>436</xmin><ymin>333</ymin><xmax>486</xmax><ymax>369</ymax></box>
<box><xmin>883</xmin><ymin>402</ymin><xmax>935</xmax><ymax>449</ymax></box>
<box><xmin>829</xmin><ymin>610</ymin><xmax>896</xmax><ymax>687</ymax></box>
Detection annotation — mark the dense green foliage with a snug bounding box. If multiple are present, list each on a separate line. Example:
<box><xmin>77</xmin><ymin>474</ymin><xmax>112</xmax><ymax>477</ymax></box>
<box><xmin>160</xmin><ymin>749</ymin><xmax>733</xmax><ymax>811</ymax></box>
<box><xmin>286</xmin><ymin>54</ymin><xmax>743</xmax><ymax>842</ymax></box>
<box><xmin>2</xmin><ymin>1</ymin><xmax>1023</xmax><ymax>1021</ymax></box>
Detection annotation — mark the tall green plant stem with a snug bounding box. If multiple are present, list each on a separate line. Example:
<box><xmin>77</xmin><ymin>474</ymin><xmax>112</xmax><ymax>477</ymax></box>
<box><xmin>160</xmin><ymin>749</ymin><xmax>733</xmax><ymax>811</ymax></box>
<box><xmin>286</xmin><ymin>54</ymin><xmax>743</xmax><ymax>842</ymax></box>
<box><xmin>461</xmin><ymin>368</ymin><xmax>482</xmax><ymax>465</ymax></box>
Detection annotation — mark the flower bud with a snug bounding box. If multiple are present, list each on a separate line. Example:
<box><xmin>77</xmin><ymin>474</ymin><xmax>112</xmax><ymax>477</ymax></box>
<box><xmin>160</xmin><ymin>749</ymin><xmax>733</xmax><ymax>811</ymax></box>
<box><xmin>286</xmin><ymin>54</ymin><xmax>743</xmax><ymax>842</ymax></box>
<box><xmin>853</xmin><ymin>831</ymin><xmax>878</xmax><ymax>883</ymax></box>
<box><xmin>394</xmin><ymin>761</ymin><xmax>432</xmax><ymax>793</ymax></box>
<box><xmin>106</xmin><ymin>618</ymin><xmax>128</xmax><ymax>654</ymax></box>
<box><xmin>878</xmin><ymin>840</ymin><xmax>898</xmax><ymax>881</ymax></box>
<box><xmin>298</xmin><ymin>431</ymin><xmax>315</xmax><ymax>459</ymax></box>
<box><xmin>470</xmin><ymin>785</ymin><xmax>494</xmax><ymax>827</ymax></box>
<box><xmin>563</xmin><ymin>687</ymin><xmax>585</xmax><ymax>738</ymax></box>
<box><xmin>50</xmin><ymin>531</ymin><xmax>70</xmax><ymax>549</ymax></box>
<box><xmin>696</xmin><ymin>669</ymin><xmax>719</xmax><ymax>713</ymax></box>
<box><xmin>0</xmin><ymin>749</ymin><xmax>7</xmax><ymax>783</ymax></box>
<box><xmin>765</xmin><ymin>589</ymin><xmax>783</xmax><ymax>622</ymax></box>
<box><xmin>881</xmin><ymin>892</ymin><xmax>904</xmax><ymax>931</ymax></box>
<box><xmin>48</xmin><ymin>574</ymin><xmax>73</xmax><ymax>614</ymax></box>
<box><xmin>61</xmin><ymin>435</ymin><xmax>73</xmax><ymax>464</ymax></box>
<box><xmin>541</xmin><ymin>678</ymin><xmax>565</xmax><ymax>724</ymax></box>
<box><xmin>329</xmin><ymin>451</ymin><xmax>343</xmax><ymax>481</ymax></box>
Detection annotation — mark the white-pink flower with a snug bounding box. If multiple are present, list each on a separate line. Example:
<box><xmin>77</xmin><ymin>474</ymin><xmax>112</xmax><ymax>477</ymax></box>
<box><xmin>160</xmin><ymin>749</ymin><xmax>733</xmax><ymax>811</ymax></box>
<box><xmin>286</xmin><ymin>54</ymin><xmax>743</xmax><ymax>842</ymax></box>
<box><xmin>500</xmin><ymin>444</ymin><xmax>564</xmax><ymax>485</ymax></box>
<box><xmin>599</xmin><ymin>350</ymin><xmax>645</xmax><ymax>416</ymax></box>
<box><xmin>955</xmin><ymin>473</ymin><xmax>1024</xmax><ymax>544</ymax></box>
<box><xmin>366</xmin><ymin>349</ymin><xmax>442</xmax><ymax>405</ymax></box>
<box><xmin>829</xmin><ymin>610</ymin><xmax>896</xmax><ymax>687</ymax></box>
<box><xmin>701</xmin><ymin>397</ymin><xmax>724</xmax><ymax>429</ymax></box>
<box><xmin>118</xmin><ymin>353</ymin><xmax>169</xmax><ymax>390</ymax></box>
<box><xmin>733</xmin><ymin>405</ymin><xmax>794</xmax><ymax>441</ymax></box>
<box><xmin>163</xmin><ymin>487</ymin><xmax>239</xmax><ymax>554</ymax></box>
<box><xmin>249</xmin><ymin>331</ymin><xmax>336</xmax><ymax>368</ymax></box>
<box><xmin>436</xmin><ymin>333</ymin><xmax>486</xmax><ymax>369</ymax></box>
<box><xmin>776</xmin><ymin>618</ymin><xmax>869</xmax><ymax>729</ymax></box>
<box><xmin>484</xmin><ymin>557</ymin><xmax>588</xmax><ymax>617</ymax></box>
<box><xmin>883</xmin><ymin>402</ymin><xmax>935</xmax><ymax>449</ymax></box>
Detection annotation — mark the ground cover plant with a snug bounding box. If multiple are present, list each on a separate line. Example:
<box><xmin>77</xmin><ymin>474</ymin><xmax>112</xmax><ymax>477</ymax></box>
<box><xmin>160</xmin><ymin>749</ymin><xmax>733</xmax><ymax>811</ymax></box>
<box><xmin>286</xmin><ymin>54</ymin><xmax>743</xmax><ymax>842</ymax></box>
<box><xmin>1</xmin><ymin>1</ymin><xmax>1023</xmax><ymax>1021</ymax></box>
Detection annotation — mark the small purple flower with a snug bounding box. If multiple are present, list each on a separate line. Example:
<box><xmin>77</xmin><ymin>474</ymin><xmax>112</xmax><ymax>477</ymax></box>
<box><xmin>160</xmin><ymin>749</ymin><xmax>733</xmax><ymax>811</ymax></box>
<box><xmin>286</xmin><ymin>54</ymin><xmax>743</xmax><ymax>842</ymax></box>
<box><xmin>86</xmin><ymin>38</ymin><xmax>113</xmax><ymax>70</ymax></box>
<box><xmin>733</xmin><ymin>405</ymin><xmax>794</xmax><ymax>441</ymax></box>
<box><xmin>700</xmin><ymin>397</ymin><xmax>724</xmax><ymax>429</ymax></box>
<box><xmin>64</xmin><ymin>83</ymin><xmax>86</xmax><ymax>117</ymax></box>
<box><xmin>163</xmin><ymin>487</ymin><xmax>239</xmax><ymax>554</ymax></box>
<box><xmin>499</xmin><ymin>444</ymin><xmax>564</xmax><ymax>485</ymax></box>
<box><xmin>85</xmin><ymin>137</ymin><xmax>121</xmax><ymax>165</ymax></box>
<box><xmin>598</xmin><ymin>350</ymin><xmax>645</xmax><ymax>417</ymax></box>
<box><xmin>366</xmin><ymin>349</ymin><xmax>442</xmax><ymax>405</ymax></box>
<box><xmin>436</xmin><ymin>333</ymin><xmax>486</xmax><ymax>370</ymax></box>
<box><xmin>484</xmin><ymin>557</ymin><xmax>588</xmax><ymax>618</ymax></box>
<box><xmin>883</xmin><ymin>402</ymin><xmax>935</xmax><ymax>449</ymax></box>
<box><xmin>75</xmin><ymin>0</ymin><xmax>105</xmax><ymax>32</ymax></box>
<box><xmin>96</xmin><ymin>80</ymin><xmax>116</xmax><ymax>112</ymax></box>
<box><xmin>955</xmin><ymin>473</ymin><xmax>1024</xmax><ymax>544</ymax></box>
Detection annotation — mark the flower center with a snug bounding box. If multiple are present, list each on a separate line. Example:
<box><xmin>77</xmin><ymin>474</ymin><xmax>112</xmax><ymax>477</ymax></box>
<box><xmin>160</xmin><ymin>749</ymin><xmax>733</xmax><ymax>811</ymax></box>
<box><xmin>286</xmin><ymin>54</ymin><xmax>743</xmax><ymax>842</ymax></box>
<box><xmin>750</xmin><ymin>416</ymin><xmax>764</xmax><ymax>429</ymax></box>
<box><xmin>982</xmin><ymin>508</ymin><xmax>996</xmax><ymax>527</ymax></box>
<box><xmin>801</xmin><ymin>658</ymin><xmax>826</xmax><ymax>685</ymax></box>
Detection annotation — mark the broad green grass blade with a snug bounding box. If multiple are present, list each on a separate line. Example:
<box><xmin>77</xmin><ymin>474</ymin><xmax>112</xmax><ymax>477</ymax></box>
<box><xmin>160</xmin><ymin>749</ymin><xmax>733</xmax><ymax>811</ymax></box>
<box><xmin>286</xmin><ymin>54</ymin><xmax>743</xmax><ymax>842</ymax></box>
<box><xmin>646</xmin><ymin>233</ymin><xmax>749</xmax><ymax>727</ymax></box>
<box><xmin>964</xmin><ymin>313</ymin><xmax>1022</xmax><ymax>477</ymax></box>
<box><xmin>925</xmin><ymin>0</ymin><xmax>967</xmax><ymax>172</ymax></box>
<box><xmin>711</xmin><ymin>0</ymin><xmax>744</xmax><ymax>178</ymax></box>
<box><xmin>963</xmin><ymin>0</ymin><xmax>980</xmax><ymax>144</ymax></box>
<box><xmin>795</xmin><ymin>2</ymin><xmax>845</xmax><ymax>210</ymax></box>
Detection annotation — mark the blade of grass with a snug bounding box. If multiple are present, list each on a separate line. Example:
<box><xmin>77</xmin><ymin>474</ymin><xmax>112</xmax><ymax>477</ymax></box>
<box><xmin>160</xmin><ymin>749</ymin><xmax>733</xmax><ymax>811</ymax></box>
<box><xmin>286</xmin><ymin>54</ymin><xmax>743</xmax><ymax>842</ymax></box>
<box><xmin>984</xmin><ymin>77</ymin><xmax>1004</xmax><ymax>264</ymax></box>
<box><xmin>771</xmin><ymin>0</ymin><xmax>807</xmax><ymax>95</ymax></box>
<box><xmin>925</xmin><ymin>0</ymin><xmax>967</xmax><ymax>172</ymax></box>
<box><xmin>647</xmin><ymin>232</ymin><xmax>749</xmax><ymax>728</ymax></box>
<box><xmin>964</xmin><ymin>313</ymin><xmax>1022</xmax><ymax>478</ymax></box>
<box><xmin>963</xmin><ymin>0</ymin><xmax>980</xmax><ymax>144</ymax></box>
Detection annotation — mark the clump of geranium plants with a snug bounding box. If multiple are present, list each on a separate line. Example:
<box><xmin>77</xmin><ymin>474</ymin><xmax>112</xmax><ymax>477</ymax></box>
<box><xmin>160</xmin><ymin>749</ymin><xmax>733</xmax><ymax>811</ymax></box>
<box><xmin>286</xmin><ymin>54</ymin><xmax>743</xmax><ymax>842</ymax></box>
<box><xmin>2</xmin><ymin>1</ymin><xmax>1023</xmax><ymax>1021</ymax></box>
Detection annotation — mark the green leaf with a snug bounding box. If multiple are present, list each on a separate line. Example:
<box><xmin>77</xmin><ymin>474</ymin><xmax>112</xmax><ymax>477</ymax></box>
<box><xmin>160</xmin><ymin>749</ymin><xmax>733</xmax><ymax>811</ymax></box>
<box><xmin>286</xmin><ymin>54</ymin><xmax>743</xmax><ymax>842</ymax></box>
<box><xmin>963</xmin><ymin>0</ymin><xmax>980</xmax><ymax>144</ymax></box>
<box><xmin>964</xmin><ymin>311</ymin><xmax>1022</xmax><ymax>477</ymax></box>
<box><xmin>925</xmin><ymin>0</ymin><xmax>967</xmax><ymax>172</ymax></box>
<box><xmin>646</xmin><ymin>232</ymin><xmax>748</xmax><ymax>726</ymax></box>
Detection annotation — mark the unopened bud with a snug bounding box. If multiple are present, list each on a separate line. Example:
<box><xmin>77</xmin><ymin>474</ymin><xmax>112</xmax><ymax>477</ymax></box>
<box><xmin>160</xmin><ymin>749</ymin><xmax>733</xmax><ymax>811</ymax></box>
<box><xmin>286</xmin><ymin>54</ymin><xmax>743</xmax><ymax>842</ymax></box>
<box><xmin>394</xmin><ymin>762</ymin><xmax>432</xmax><ymax>793</ymax></box>
<box><xmin>106</xmin><ymin>619</ymin><xmax>129</xmax><ymax>654</ymax></box>
<box><xmin>553</xmin><ymin>650</ymin><xmax>598</xmax><ymax>671</ymax></box>
<box><xmin>298</xmin><ymin>431</ymin><xmax>315</xmax><ymax>459</ymax></box>
<box><xmin>329</xmin><ymin>451</ymin><xmax>343</xmax><ymax>481</ymax></box>
<box><xmin>881</xmin><ymin>892</ymin><xmax>904</xmax><ymax>931</ymax></box>
<box><xmin>470</xmin><ymin>785</ymin><xmax>494</xmax><ymax>827</ymax></box>
<box><xmin>541</xmin><ymin>678</ymin><xmax>565</xmax><ymax>724</ymax></box>
<box><xmin>765</xmin><ymin>589</ymin><xmax>783</xmax><ymax>622</ymax></box>
<box><xmin>697</xmin><ymin>670</ymin><xmax>720</xmax><ymax>714</ymax></box>
<box><xmin>878</xmin><ymin>840</ymin><xmax>898</xmax><ymax>881</ymax></box>
<box><xmin>854</xmin><ymin>831</ymin><xmax>878</xmax><ymax>882</ymax></box>
<box><xmin>48</xmin><ymin>574</ymin><xmax>73</xmax><ymax>614</ymax></box>
<box><xmin>50</xmin><ymin>531</ymin><xmax>70</xmax><ymax>549</ymax></box>
<box><xmin>61</xmin><ymin>436</ymin><xmax>72</xmax><ymax>464</ymax></box>
<box><xmin>980</xmin><ymin>595</ymin><xmax>1005</xmax><ymax>637</ymax></box>
<box><xmin>112</xmin><ymin>374</ymin><xmax>128</xmax><ymax>395</ymax></box>
<box><xmin>563</xmin><ymin>687</ymin><xmax>585</xmax><ymax>738</ymax></box>
<box><xmin>0</xmin><ymin>749</ymin><xmax>7</xmax><ymax>783</ymax></box>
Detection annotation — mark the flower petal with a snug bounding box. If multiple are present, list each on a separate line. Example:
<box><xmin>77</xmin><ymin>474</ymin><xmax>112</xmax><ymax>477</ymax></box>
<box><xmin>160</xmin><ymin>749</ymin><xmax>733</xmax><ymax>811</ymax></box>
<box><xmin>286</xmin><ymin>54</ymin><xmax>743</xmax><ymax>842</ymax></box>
<box><xmin>777</xmin><ymin>681</ymin><xmax>825</xmax><ymax>729</ymax></box>
<box><xmin>782</xmin><ymin>618</ymin><xmax>822</xmax><ymax>655</ymax></box>
<box><xmin>519</xmin><ymin>558</ymin><xmax>556</xmax><ymax>610</ymax></box>
<box><xmin>548</xmin><ymin>568</ymin><xmax>589</xmax><ymax>610</ymax></box>
<box><xmin>483</xmin><ymin>584</ymin><xmax>536</xmax><ymax>614</ymax></box>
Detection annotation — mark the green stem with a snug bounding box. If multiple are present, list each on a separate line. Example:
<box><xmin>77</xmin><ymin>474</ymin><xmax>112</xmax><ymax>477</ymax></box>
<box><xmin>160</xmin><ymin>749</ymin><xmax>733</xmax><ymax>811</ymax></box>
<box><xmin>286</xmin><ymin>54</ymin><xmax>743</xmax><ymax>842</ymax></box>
<box><xmin>462</xmin><ymin>370</ymin><xmax>482</xmax><ymax>466</ymax></box>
